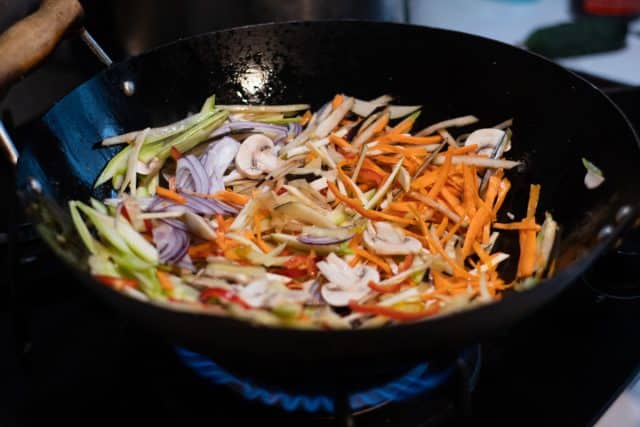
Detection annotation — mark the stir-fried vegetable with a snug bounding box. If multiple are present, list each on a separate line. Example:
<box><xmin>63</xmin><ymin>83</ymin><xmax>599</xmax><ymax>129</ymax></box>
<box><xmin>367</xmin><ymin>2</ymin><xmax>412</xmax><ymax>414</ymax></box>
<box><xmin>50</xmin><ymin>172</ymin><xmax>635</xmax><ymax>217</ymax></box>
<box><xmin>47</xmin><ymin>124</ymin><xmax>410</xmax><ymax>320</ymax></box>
<box><xmin>71</xmin><ymin>92</ymin><xmax>559</xmax><ymax>329</ymax></box>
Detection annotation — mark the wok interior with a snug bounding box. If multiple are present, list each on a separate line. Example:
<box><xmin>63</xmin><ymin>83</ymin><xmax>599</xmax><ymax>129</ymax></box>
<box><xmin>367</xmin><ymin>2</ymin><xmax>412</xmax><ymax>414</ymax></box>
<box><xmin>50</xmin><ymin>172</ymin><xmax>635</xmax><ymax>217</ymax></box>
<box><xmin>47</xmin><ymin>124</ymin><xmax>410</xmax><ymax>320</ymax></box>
<box><xmin>18</xmin><ymin>21</ymin><xmax>639</xmax><ymax>306</ymax></box>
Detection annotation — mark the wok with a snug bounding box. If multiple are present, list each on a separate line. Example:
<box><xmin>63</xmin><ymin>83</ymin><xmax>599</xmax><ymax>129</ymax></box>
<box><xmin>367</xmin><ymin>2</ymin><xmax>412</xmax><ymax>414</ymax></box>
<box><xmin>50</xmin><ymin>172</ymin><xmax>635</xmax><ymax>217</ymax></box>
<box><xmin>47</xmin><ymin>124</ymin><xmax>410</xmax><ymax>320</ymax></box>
<box><xmin>3</xmin><ymin>0</ymin><xmax>639</xmax><ymax>384</ymax></box>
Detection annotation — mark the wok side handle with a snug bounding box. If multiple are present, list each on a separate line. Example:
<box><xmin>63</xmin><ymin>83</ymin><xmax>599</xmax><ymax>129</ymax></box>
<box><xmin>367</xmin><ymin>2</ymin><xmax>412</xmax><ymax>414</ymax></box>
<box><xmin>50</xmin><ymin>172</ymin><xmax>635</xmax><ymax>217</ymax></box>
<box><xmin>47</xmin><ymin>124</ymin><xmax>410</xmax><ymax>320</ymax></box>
<box><xmin>0</xmin><ymin>0</ymin><xmax>84</xmax><ymax>96</ymax></box>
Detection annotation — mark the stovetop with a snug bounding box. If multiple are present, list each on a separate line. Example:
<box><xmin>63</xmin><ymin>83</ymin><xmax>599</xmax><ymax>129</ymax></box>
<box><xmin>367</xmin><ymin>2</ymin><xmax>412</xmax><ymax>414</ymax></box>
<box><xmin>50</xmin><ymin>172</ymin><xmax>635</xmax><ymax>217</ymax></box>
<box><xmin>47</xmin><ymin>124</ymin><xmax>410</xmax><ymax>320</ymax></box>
<box><xmin>2</xmin><ymin>83</ymin><xmax>640</xmax><ymax>427</ymax></box>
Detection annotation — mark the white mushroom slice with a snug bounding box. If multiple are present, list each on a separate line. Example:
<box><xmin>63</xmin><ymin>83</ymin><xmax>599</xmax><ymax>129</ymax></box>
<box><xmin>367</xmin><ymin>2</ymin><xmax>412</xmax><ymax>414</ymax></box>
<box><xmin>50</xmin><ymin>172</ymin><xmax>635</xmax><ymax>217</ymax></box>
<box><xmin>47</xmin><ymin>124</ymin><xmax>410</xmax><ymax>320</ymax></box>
<box><xmin>183</xmin><ymin>211</ymin><xmax>217</xmax><ymax>241</ymax></box>
<box><xmin>464</xmin><ymin>128</ymin><xmax>509</xmax><ymax>156</ymax></box>
<box><xmin>317</xmin><ymin>253</ymin><xmax>380</xmax><ymax>307</ymax></box>
<box><xmin>235</xmin><ymin>134</ymin><xmax>283</xmax><ymax>178</ymax></box>
<box><xmin>363</xmin><ymin>221</ymin><xmax>422</xmax><ymax>256</ymax></box>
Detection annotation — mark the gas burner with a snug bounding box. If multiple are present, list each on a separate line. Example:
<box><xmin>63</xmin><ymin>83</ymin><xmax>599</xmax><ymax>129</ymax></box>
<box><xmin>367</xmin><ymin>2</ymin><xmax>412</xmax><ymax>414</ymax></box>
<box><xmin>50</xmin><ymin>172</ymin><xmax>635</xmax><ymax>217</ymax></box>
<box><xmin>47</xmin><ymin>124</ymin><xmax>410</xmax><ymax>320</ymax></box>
<box><xmin>176</xmin><ymin>345</ymin><xmax>481</xmax><ymax>417</ymax></box>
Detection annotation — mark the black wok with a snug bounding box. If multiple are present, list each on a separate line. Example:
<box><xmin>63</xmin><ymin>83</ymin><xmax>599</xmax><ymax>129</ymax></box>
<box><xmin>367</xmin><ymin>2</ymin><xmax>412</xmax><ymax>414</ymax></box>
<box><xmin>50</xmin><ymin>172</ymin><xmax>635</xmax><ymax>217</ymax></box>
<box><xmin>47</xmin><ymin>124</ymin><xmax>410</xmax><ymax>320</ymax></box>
<box><xmin>4</xmin><ymin>1</ymin><xmax>640</xmax><ymax>384</ymax></box>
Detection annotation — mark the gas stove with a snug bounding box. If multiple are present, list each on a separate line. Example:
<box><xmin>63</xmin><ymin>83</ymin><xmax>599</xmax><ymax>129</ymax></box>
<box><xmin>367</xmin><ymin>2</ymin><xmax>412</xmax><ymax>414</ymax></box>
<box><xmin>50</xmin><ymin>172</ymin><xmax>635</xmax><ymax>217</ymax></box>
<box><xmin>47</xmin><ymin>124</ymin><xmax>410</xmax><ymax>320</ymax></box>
<box><xmin>2</xmin><ymin>82</ymin><xmax>640</xmax><ymax>427</ymax></box>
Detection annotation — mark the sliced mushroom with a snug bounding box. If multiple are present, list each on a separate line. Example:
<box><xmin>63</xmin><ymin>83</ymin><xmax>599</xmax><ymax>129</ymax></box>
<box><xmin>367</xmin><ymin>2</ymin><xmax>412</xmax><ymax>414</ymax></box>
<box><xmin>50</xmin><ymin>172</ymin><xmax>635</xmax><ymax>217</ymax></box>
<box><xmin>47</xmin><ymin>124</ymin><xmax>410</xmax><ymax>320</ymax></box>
<box><xmin>183</xmin><ymin>211</ymin><xmax>217</xmax><ymax>241</ymax></box>
<box><xmin>363</xmin><ymin>221</ymin><xmax>421</xmax><ymax>256</ymax></box>
<box><xmin>465</xmin><ymin>128</ymin><xmax>510</xmax><ymax>156</ymax></box>
<box><xmin>317</xmin><ymin>253</ymin><xmax>379</xmax><ymax>307</ymax></box>
<box><xmin>235</xmin><ymin>134</ymin><xmax>282</xmax><ymax>178</ymax></box>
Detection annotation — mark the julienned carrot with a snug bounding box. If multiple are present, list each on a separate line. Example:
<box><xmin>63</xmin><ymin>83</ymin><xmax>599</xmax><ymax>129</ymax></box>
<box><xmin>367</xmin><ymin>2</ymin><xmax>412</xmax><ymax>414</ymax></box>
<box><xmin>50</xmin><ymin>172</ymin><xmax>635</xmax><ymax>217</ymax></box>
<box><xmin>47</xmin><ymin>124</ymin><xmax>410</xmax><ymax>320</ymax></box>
<box><xmin>440</xmin><ymin>187</ymin><xmax>466</xmax><ymax>218</ymax></box>
<box><xmin>372</xmin><ymin>112</ymin><xmax>390</xmax><ymax>133</ymax></box>
<box><xmin>379</xmin><ymin>134</ymin><xmax>442</xmax><ymax>145</ymax></box>
<box><xmin>188</xmin><ymin>242</ymin><xmax>216</xmax><ymax>259</ymax></box>
<box><xmin>373</xmin><ymin>143</ymin><xmax>431</xmax><ymax>156</ymax></box>
<box><xmin>473</xmin><ymin>242</ymin><xmax>494</xmax><ymax>273</ymax></box>
<box><xmin>492</xmin><ymin>178</ymin><xmax>511</xmax><ymax>218</ymax></box>
<box><xmin>421</xmin><ymin>220</ymin><xmax>471</xmax><ymax>279</ymax></box>
<box><xmin>449</xmin><ymin>144</ymin><xmax>479</xmax><ymax>156</ymax></box>
<box><xmin>427</xmin><ymin>150</ymin><xmax>452</xmax><ymax>199</ymax></box>
<box><xmin>156</xmin><ymin>271</ymin><xmax>175</xmax><ymax>292</ymax></box>
<box><xmin>329</xmin><ymin>134</ymin><xmax>352</xmax><ymax>149</ymax></box>
<box><xmin>215</xmin><ymin>190</ymin><xmax>250</xmax><ymax>205</ymax></box>
<box><xmin>362</xmin><ymin>158</ymin><xmax>388</xmax><ymax>176</ymax></box>
<box><xmin>493</xmin><ymin>221</ymin><xmax>541</xmax><ymax>231</ymax></box>
<box><xmin>461</xmin><ymin>205</ymin><xmax>491</xmax><ymax>258</ymax></box>
<box><xmin>436</xmin><ymin>217</ymin><xmax>449</xmax><ymax>238</ymax></box>
<box><xmin>388</xmin><ymin>112</ymin><xmax>420</xmax><ymax>135</ymax></box>
<box><xmin>332</xmin><ymin>94</ymin><xmax>344</xmax><ymax>110</ymax></box>
<box><xmin>441</xmin><ymin>215</ymin><xmax>465</xmax><ymax>246</ymax></box>
<box><xmin>353</xmin><ymin>247</ymin><xmax>392</xmax><ymax>275</ymax></box>
<box><xmin>327</xmin><ymin>181</ymin><xmax>414</xmax><ymax>225</ymax></box>
<box><xmin>517</xmin><ymin>218</ymin><xmax>537</xmax><ymax>277</ymax></box>
<box><xmin>157</xmin><ymin>186</ymin><xmax>186</xmax><ymax>205</ymax></box>
<box><xmin>527</xmin><ymin>184</ymin><xmax>541</xmax><ymax>218</ymax></box>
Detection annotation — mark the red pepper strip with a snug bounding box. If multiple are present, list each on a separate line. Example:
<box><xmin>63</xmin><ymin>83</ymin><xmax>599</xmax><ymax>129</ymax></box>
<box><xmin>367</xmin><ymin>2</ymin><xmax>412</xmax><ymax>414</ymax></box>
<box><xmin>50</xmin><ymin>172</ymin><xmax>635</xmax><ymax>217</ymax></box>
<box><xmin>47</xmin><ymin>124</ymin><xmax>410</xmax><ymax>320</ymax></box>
<box><xmin>120</xmin><ymin>205</ymin><xmax>131</xmax><ymax>222</ymax></box>
<box><xmin>144</xmin><ymin>219</ymin><xmax>153</xmax><ymax>233</ymax></box>
<box><xmin>348</xmin><ymin>300</ymin><xmax>439</xmax><ymax>321</ymax></box>
<box><xmin>170</xmin><ymin>146</ymin><xmax>182</xmax><ymax>161</ymax></box>
<box><xmin>273</xmin><ymin>268</ymin><xmax>307</xmax><ymax>279</ymax></box>
<box><xmin>199</xmin><ymin>288</ymin><xmax>251</xmax><ymax>309</ymax></box>
<box><xmin>368</xmin><ymin>280</ymin><xmax>402</xmax><ymax>294</ymax></box>
<box><xmin>94</xmin><ymin>275</ymin><xmax>138</xmax><ymax>290</ymax></box>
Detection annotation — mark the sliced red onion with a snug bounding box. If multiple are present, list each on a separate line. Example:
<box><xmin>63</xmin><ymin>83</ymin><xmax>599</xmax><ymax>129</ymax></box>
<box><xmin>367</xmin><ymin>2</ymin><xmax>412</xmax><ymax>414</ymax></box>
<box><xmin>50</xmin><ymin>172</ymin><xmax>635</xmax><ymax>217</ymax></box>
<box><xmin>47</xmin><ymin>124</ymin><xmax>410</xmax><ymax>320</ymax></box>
<box><xmin>297</xmin><ymin>234</ymin><xmax>354</xmax><ymax>245</ymax></box>
<box><xmin>183</xmin><ymin>194</ymin><xmax>238</xmax><ymax>215</ymax></box>
<box><xmin>287</xmin><ymin>123</ymin><xmax>303</xmax><ymax>139</ymax></box>
<box><xmin>200</xmin><ymin>137</ymin><xmax>240</xmax><ymax>193</ymax></box>
<box><xmin>176</xmin><ymin>155</ymin><xmax>209</xmax><ymax>194</ymax></box>
<box><xmin>160</xmin><ymin>218</ymin><xmax>188</xmax><ymax>231</ymax></box>
<box><xmin>177</xmin><ymin>254</ymin><xmax>196</xmax><ymax>272</ymax></box>
<box><xmin>153</xmin><ymin>222</ymin><xmax>189</xmax><ymax>264</ymax></box>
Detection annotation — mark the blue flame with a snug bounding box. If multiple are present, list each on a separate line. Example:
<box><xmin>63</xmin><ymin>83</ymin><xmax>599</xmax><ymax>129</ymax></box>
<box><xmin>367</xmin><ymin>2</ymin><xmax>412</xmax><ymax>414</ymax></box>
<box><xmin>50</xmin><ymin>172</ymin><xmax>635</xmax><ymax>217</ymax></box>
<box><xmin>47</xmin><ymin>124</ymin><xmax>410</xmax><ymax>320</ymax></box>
<box><xmin>176</xmin><ymin>347</ymin><xmax>478</xmax><ymax>413</ymax></box>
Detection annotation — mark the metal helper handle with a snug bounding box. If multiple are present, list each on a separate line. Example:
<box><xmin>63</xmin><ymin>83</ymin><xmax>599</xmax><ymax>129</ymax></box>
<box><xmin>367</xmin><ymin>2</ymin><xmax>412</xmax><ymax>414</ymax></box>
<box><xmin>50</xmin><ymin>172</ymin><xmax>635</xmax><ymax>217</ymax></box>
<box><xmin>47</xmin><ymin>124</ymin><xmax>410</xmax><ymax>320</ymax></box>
<box><xmin>0</xmin><ymin>0</ymin><xmax>118</xmax><ymax>165</ymax></box>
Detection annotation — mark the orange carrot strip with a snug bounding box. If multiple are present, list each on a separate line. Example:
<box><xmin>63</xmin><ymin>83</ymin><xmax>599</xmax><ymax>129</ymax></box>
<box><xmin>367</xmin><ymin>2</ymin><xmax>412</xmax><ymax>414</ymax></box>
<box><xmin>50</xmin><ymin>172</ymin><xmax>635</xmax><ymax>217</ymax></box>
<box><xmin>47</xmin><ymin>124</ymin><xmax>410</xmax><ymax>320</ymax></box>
<box><xmin>527</xmin><ymin>184</ymin><xmax>541</xmax><ymax>219</ymax></box>
<box><xmin>517</xmin><ymin>219</ymin><xmax>538</xmax><ymax>277</ymax></box>
<box><xmin>215</xmin><ymin>190</ymin><xmax>249</xmax><ymax>205</ymax></box>
<box><xmin>156</xmin><ymin>271</ymin><xmax>174</xmax><ymax>292</ymax></box>
<box><xmin>353</xmin><ymin>247</ymin><xmax>392</xmax><ymax>275</ymax></box>
<box><xmin>329</xmin><ymin>134</ymin><xmax>352</xmax><ymax>149</ymax></box>
<box><xmin>327</xmin><ymin>181</ymin><xmax>414</xmax><ymax>225</ymax></box>
<box><xmin>388</xmin><ymin>114</ymin><xmax>419</xmax><ymax>135</ymax></box>
<box><xmin>436</xmin><ymin>216</ymin><xmax>449</xmax><ymax>238</ymax></box>
<box><xmin>461</xmin><ymin>206</ymin><xmax>491</xmax><ymax>258</ymax></box>
<box><xmin>493</xmin><ymin>221</ymin><xmax>541</xmax><ymax>231</ymax></box>
<box><xmin>492</xmin><ymin>178</ymin><xmax>511</xmax><ymax>218</ymax></box>
<box><xmin>449</xmin><ymin>144</ymin><xmax>479</xmax><ymax>155</ymax></box>
<box><xmin>372</xmin><ymin>112</ymin><xmax>390</xmax><ymax>134</ymax></box>
<box><xmin>349</xmin><ymin>255</ymin><xmax>361</xmax><ymax>267</ymax></box>
<box><xmin>440</xmin><ymin>187</ymin><xmax>466</xmax><ymax>218</ymax></box>
<box><xmin>427</xmin><ymin>150</ymin><xmax>453</xmax><ymax>200</ymax></box>
<box><xmin>441</xmin><ymin>215</ymin><xmax>465</xmax><ymax>246</ymax></box>
<box><xmin>482</xmin><ymin>223</ymin><xmax>491</xmax><ymax>244</ymax></box>
<box><xmin>332</xmin><ymin>94</ymin><xmax>344</xmax><ymax>110</ymax></box>
<box><xmin>420</xmin><ymin>219</ymin><xmax>472</xmax><ymax>279</ymax></box>
<box><xmin>157</xmin><ymin>186</ymin><xmax>186</xmax><ymax>205</ymax></box>
<box><xmin>379</xmin><ymin>134</ymin><xmax>442</xmax><ymax>145</ymax></box>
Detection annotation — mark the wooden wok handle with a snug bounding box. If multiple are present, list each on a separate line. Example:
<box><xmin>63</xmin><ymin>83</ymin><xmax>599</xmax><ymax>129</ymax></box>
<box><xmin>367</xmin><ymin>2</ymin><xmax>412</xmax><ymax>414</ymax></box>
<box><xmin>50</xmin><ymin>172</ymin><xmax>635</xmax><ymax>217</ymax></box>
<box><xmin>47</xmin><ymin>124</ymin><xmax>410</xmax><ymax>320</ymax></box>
<box><xmin>0</xmin><ymin>0</ymin><xmax>84</xmax><ymax>95</ymax></box>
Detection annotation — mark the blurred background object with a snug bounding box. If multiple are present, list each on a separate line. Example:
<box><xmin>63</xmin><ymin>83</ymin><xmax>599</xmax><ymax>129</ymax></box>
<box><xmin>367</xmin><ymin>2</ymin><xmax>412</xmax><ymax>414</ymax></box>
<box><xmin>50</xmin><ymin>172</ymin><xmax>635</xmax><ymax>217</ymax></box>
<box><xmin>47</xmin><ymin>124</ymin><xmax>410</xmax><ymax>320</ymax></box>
<box><xmin>0</xmin><ymin>0</ymin><xmax>637</xmax><ymax>125</ymax></box>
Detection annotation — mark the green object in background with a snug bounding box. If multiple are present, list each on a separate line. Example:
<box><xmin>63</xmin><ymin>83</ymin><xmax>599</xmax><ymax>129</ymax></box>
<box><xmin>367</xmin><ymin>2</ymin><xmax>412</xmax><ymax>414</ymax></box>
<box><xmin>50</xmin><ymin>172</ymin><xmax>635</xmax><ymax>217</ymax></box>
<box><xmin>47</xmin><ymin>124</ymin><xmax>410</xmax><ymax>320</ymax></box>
<box><xmin>524</xmin><ymin>17</ymin><xmax>629</xmax><ymax>59</ymax></box>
